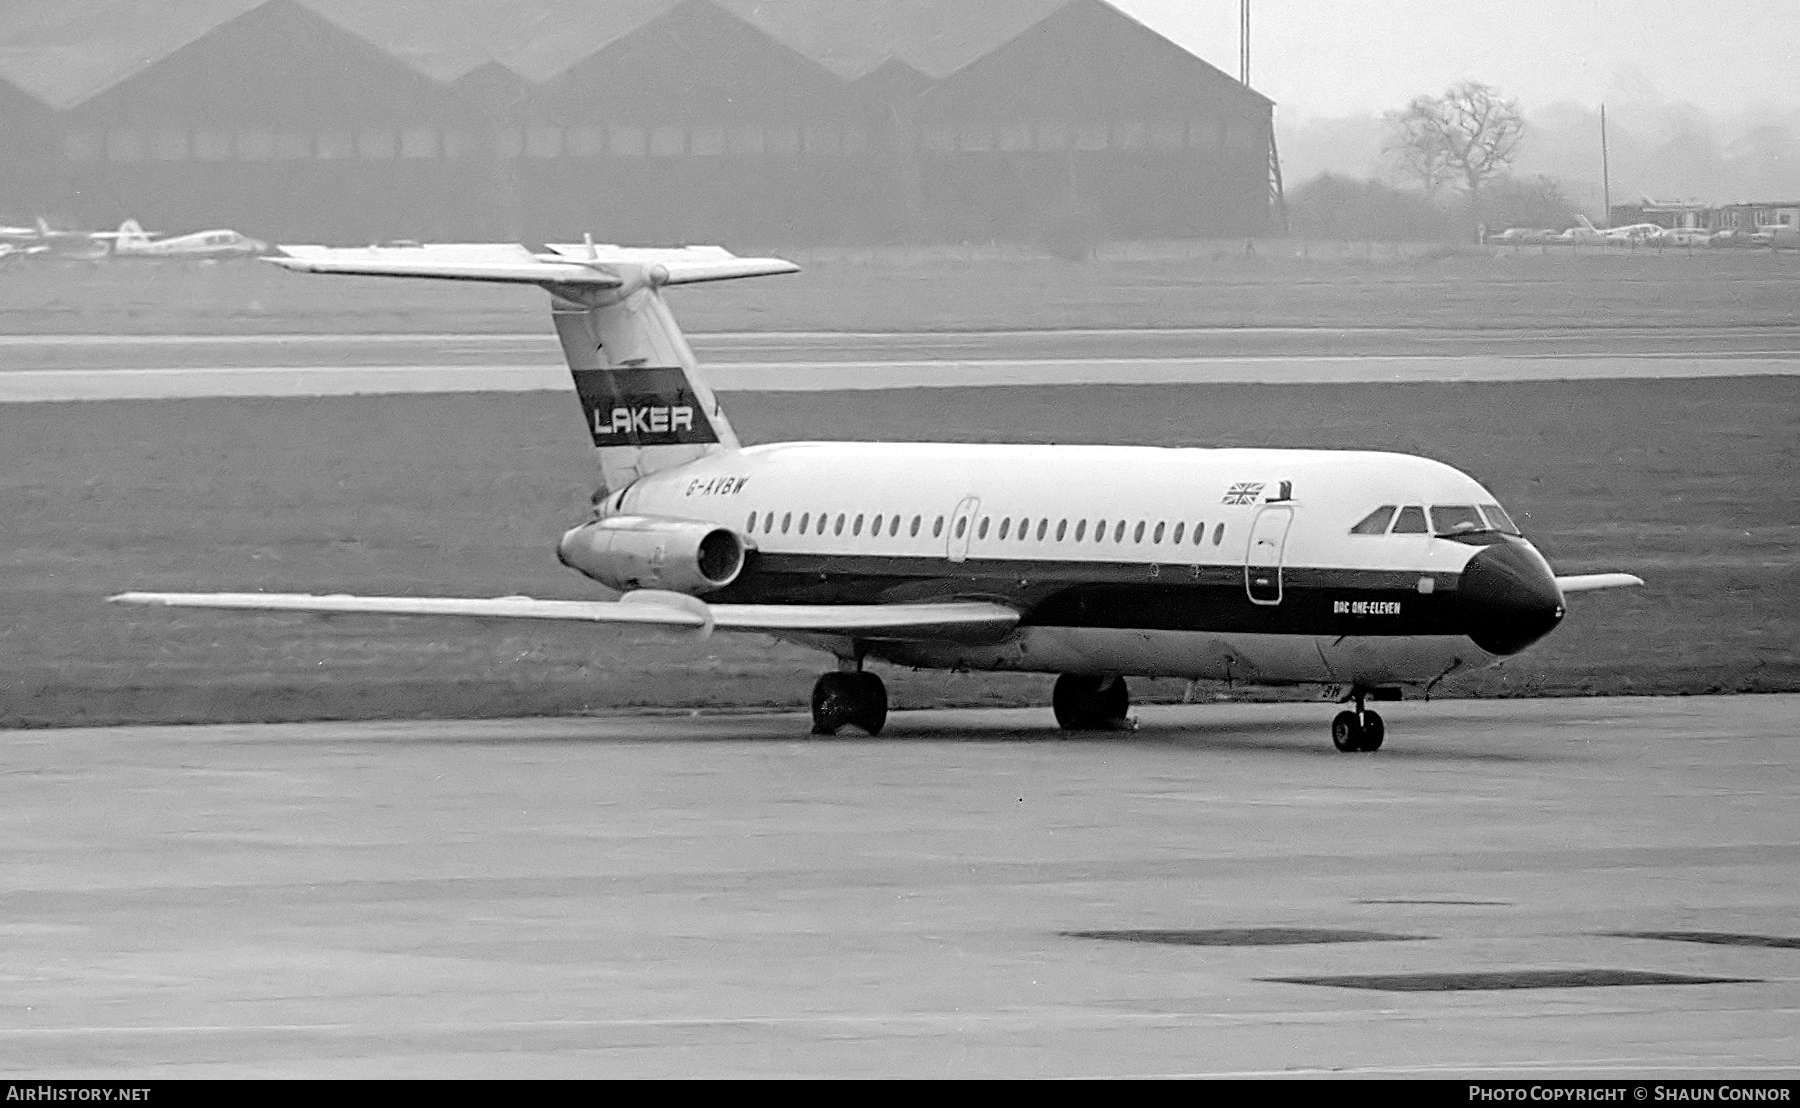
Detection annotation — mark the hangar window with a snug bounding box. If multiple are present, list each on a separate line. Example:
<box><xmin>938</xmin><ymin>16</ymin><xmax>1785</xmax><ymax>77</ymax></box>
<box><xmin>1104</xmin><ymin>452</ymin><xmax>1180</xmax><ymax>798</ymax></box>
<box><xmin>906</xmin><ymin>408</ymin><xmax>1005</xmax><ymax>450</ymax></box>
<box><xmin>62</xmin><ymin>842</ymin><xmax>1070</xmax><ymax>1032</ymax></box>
<box><xmin>398</xmin><ymin>127</ymin><xmax>437</xmax><ymax>159</ymax></box>
<box><xmin>1151</xmin><ymin>121</ymin><xmax>1186</xmax><ymax>151</ymax></box>
<box><xmin>1074</xmin><ymin>123</ymin><xmax>1109</xmax><ymax>151</ymax></box>
<box><xmin>610</xmin><ymin>126</ymin><xmax>647</xmax><ymax>158</ymax></box>
<box><xmin>1173</xmin><ymin>522</ymin><xmax>1185</xmax><ymax>544</ymax></box>
<box><xmin>998</xmin><ymin>518</ymin><xmax>1011</xmax><ymax>540</ymax></box>
<box><xmin>234</xmin><ymin>129</ymin><xmax>274</xmax><ymax>161</ymax></box>
<box><xmin>1212</xmin><ymin>522</ymin><xmax>1225</xmax><ymax>545</ymax></box>
<box><xmin>1074</xmin><ymin>520</ymin><xmax>1087</xmax><ymax>541</ymax></box>
<box><xmin>650</xmin><ymin>126</ymin><xmax>685</xmax><ymax>157</ymax></box>
<box><xmin>439</xmin><ymin>130</ymin><xmax>476</xmax><ymax>159</ymax></box>
<box><xmin>1430</xmin><ymin>505</ymin><xmax>1483</xmax><ymax>535</ymax></box>
<box><xmin>1113</xmin><ymin>121</ymin><xmax>1147</xmax><ymax>150</ymax></box>
<box><xmin>355</xmin><ymin>129</ymin><xmax>396</xmax><ymax>160</ymax></box>
<box><xmin>998</xmin><ymin>123</ymin><xmax>1032</xmax><ymax>152</ymax></box>
<box><xmin>1391</xmin><ymin>506</ymin><xmax>1428</xmax><ymax>534</ymax></box>
<box><xmin>106</xmin><ymin>130</ymin><xmax>145</xmax><ymax>163</ymax></box>
<box><xmin>150</xmin><ymin>129</ymin><xmax>189</xmax><ymax>161</ymax></box>
<box><xmin>691</xmin><ymin>125</ymin><xmax>726</xmax><ymax>157</ymax></box>
<box><xmin>766</xmin><ymin>127</ymin><xmax>801</xmax><ymax>156</ymax></box>
<box><xmin>921</xmin><ymin>125</ymin><xmax>955</xmax><ymax>154</ymax></box>
<box><xmin>1351</xmin><ymin>506</ymin><xmax>1397</xmax><ymax>535</ymax></box>
<box><xmin>958</xmin><ymin>126</ymin><xmax>994</xmax><ymax>153</ymax></box>
<box><xmin>1035</xmin><ymin>121</ymin><xmax>1070</xmax><ymax>151</ymax></box>
<box><xmin>566</xmin><ymin>126</ymin><xmax>606</xmax><ymax>158</ymax></box>
<box><xmin>729</xmin><ymin>125</ymin><xmax>763</xmax><ymax>155</ymax></box>
<box><xmin>317</xmin><ymin>130</ymin><xmax>354</xmax><ymax>160</ymax></box>
<box><xmin>1479</xmin><ymin>503</ymin><xmax>1521</xmax><ymax>535</ymax></box>
<box><xmin>1153</xmin><ymin>522</ymin><xmax>1166</xmax><ymax>543</ymax></box>
<box><xmin>782</xmin><ymin>512</ymin><xmax>792</xmax><ymax>534</ymax></box>
<box><xmin>1037</xmin><ymin>519</ymin><xmax>1049</xmax><ymax>541</ymax></box>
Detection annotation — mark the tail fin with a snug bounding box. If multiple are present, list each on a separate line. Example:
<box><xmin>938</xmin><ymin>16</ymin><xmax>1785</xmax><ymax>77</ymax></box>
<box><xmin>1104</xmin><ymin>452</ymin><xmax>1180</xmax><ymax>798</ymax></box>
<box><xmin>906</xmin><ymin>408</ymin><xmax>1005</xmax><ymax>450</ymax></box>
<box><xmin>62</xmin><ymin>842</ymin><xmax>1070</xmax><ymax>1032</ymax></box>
<box><xmin>269</xmin><ymin>241</ymin><xmax>797</xmax><ymax>494</ymax></box>
<box><xmin>1578</xmin><ymin>214</ymin><xmax>1599</xmax><ymax>231</ymax></box>
<box><xmin>115</xmin><ymin>218</ymin><xmax>150</xmax><ymax>249</ymax></box>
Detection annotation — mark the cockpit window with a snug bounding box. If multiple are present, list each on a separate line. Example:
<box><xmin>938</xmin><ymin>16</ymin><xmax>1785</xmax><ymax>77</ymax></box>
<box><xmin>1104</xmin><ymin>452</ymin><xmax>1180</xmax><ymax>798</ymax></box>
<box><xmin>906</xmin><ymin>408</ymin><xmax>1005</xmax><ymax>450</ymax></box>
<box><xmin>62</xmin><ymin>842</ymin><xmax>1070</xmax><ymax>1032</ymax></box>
<box><xmin>1351</xmin><ymin>506</ymin><xmax>1397</xmax><ymax>535</ymax></box>
<box><xmin>1391</xmin><ymin>505</ymin><xmax>1428</xmax><ymax>533</ymax></box>
<box><xmin>1430</xmin><ymin>505</ymin><xmax>1484</xmax><ymax>534</ymax></box>
<box><xmin>1479</xmin><ymin>503</ymin><xmax>1520</xmax><ymax>535</ymax></box>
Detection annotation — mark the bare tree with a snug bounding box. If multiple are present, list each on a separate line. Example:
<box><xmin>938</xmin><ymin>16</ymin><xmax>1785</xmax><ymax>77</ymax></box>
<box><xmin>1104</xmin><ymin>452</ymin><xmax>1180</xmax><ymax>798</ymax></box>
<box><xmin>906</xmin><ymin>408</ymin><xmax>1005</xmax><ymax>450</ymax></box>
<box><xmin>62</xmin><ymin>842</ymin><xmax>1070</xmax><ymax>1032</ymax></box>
<box><xmin>1386</xmin><ymin>81</ymin><xmax>1526</xmax><ymax>236</ymax></box>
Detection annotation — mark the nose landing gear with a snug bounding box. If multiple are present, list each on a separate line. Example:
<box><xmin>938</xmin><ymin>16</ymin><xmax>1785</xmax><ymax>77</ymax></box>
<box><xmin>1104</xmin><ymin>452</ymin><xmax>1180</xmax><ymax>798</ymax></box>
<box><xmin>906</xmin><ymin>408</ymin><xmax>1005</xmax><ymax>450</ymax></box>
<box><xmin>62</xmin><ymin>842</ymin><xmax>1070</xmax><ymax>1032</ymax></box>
<box><xmin>811</xmin><ymin>668</ymin><xmax>888</xmax><ymax>736</ymax></box>
<box><xmin>1331</xmin><ymin>688</ymin><xmax>1389</xmax><ymax>752</ymax></box>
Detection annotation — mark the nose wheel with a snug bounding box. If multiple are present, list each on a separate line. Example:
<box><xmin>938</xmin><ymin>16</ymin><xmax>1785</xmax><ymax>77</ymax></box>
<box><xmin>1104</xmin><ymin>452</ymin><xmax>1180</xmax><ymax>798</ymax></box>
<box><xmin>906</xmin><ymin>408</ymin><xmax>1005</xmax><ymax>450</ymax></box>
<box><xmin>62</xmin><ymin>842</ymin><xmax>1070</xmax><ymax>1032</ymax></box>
<box><xmin>811</xmin><ymin>670</ymin><xmax>888</xmax><ymax>736</ymax></box>
<box><xmin>1330</xmin><ymin>701</ymin><xmax>1385</xmax><ymax>753</ymax></box>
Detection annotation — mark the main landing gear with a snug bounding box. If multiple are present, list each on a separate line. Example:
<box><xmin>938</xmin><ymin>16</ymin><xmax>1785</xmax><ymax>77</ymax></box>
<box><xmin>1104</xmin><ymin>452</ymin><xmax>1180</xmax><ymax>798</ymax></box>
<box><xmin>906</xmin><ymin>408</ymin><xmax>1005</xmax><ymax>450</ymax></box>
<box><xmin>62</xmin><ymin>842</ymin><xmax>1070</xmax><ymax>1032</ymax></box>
<box><xmin>811</xmin><ymin>667</ymin><xmax>888</xmax><ymax>737</ymax></box>
<box><xmin>1331</xmin><ymin>688</ymin><xmax>1389</xmax><ymax>753</ymax></box>
<box><xmin>1053</xmin><ymin>673</ymin><xmax>1134</xmax><ymax>731</ymax></box>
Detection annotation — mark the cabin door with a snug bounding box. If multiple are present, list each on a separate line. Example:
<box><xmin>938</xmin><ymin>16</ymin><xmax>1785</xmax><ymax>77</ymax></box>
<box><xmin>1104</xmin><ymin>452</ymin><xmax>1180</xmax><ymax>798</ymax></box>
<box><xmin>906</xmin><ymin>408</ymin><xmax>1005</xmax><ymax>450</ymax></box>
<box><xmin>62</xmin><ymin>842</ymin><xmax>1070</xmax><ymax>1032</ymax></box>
<box><xmin>946</xmin><ymin>496</ymin><xmax>981</xmax><ymax>563</ymax></box>
<box><xmin>1244</xmin><ymin>506</ymin><xmax>1294</xmax><ymax>605</ymax></box>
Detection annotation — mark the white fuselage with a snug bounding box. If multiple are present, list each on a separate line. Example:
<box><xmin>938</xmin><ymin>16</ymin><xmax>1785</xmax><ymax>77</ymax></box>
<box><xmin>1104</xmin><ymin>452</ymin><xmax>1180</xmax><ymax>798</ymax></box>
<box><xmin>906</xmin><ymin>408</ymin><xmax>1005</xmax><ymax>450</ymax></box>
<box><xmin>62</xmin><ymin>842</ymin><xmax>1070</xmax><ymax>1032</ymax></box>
<box><xmin>595</xmin><ymin>442</ymin><xmax>1555</xmax><ymax>688</ymax></box>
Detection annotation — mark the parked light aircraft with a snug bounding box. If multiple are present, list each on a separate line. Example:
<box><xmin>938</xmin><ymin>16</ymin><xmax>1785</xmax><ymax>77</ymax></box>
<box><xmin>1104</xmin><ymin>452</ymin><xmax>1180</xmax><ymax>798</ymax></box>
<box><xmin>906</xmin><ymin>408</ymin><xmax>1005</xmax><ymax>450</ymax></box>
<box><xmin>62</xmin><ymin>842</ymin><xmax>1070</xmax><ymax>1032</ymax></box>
<box><xmin>1553</xmin><ymin>215</ymin><xmax>1664</xmax><ymax>245</ymax></box>
<box><xmin>0</xmin><ymin>218</ymin><xmax>110</xmax><ymax>259</ymax></box>
<box><xmin>105</xmin><ymin>219</ymin><xmax>267</xmax><ymax>259</ymax></box>
<box><xmin>112</xmin><ymin>242</ymin><xmax>1643</xmax><ymax>751</ymax></box>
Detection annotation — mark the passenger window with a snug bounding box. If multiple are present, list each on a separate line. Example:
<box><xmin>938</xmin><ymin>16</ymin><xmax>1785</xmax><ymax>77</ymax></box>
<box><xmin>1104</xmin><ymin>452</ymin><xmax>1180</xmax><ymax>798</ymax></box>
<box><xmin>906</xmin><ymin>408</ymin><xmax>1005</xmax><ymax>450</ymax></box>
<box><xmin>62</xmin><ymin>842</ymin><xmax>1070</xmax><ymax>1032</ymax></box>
<box><xmin>1113</xmin><ymin>521</ymin><xmax>1127</xmax><ymax>543</ymax></box>
<box><xmin>1056</xmin><ymin>520</ymin><xmax>1067</xmax><ymax>541</ymax></box>
<box><xmin>1018</xmin><ymin>517</ymin><xmax>1029</xmax><ymax>539</ymax></box>
<box><xmin>834</xmin><ymin>514</ymin><xmax>846</xmax><ymax>535</ymax></box>
<box><xmin>871</xmin><ymin>514</ymin><xmax>882</xmax><ymax>535</ymax></box>
<box><xmin>853</xmin><ymin>514</ymin><xmax>864</xmax><ymax>536</ymax></box>
<box><xmin>1212</xmin><ymin>522</ymin><xmax>1224</xmax><ymax>545</ymax></box>
<box><xmin>1392</xmin><ymin>506</ymin><xmax>1428</xmax><ymax>533</ymax></box>
<box><xmin>781</xmin><ymin>512</ymin><xmax>791</xmax><ymax>534</ymax></box>
<box><xmin>1351</xmin><ymin>506</ymin><xmax>1396</xmax><ymax>535</ymax></box>
<box><xmin>889</xmin><ymin>516</ymin><xmax>900</xmax><ymax>537</ymax></box>
<box><xmin>1037</xmin><ymin>519</ymin><xmax>1048</xmax><ymax>541</ymax></box>
<box><xmin>798</xmin><ymin>512</ymin><xmax>810</xmax><ymax>533</ymax></box>
<box><xmin>1430</xmin><ymin>505</ymin><xmax>1482</xmax><ymax>534</ymax></box>
<box><xmin>999</xmin><ymin>518</ymin><xmax>1011</xmax><ymax>540</ymax></box>
<box><xmin>1172</xmin><ymin>522</ymin><xmax>1184</xmax><ymax>544</ymax></box>
<box><xmin>910</xmin><ymin>515</ymin><xmax>921</xmax><ymax>537</ymax></box>
<box><xmin>1075</xmin><ymin>520</ymin><xmax>1087</xmax><ymax>541</ymax></box>
<box><xmin>1096</xmin><ymin>519</ymin><xmax>1107</xmax><ymax>541</ymax></box>
<box><xmin>978</xmin><ymin>518</ymin><xmax>990</xmax><ymax>539</ymax></box>
<box><xmin>1194</xmin><ymin>522</ymin><xmax>1205</xmax><ymax>545</ymax></box>
<box><xmin>1133</xmin><ymin>521</ymin><xmax>1146</xmax><ymax>543</ymax></box>
<box><xmin>938</xmin><ymin>517</ymin><xmax>948</xmax><ymax>538</ymax></box>
<box><xmin>1153</xmin><ymin>522</ymin><xmax>1165</xmax><ymax>543</ymax></box>
<box><xmin>1479</xmin><ymin>503</ymin><xmax>1520</xmax><ymax>535</ymax></box>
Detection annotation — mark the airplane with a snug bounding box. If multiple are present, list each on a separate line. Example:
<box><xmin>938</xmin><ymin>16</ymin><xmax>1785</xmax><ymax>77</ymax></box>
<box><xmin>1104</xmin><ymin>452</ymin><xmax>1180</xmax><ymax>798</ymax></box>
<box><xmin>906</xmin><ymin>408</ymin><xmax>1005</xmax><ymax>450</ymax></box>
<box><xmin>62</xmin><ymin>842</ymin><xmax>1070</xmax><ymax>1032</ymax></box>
<box><xmin>104</xmin><ymin>219</ymin><xmax>268</xmax><ymax>259</ymax></box>
<box><xmin>1552</xmin><ymin>215</ymin><xmax>1664</xmax><ymax>245</ymax></box>
<box><xmin>0</xmin><ymin>218</ymin><xmax>111</xmax><ymax>259</ymax></box>
<box><xmin>111</xmin><ymin>241</ymin><xmax>1644</xmax><ymax>753</ymax></box>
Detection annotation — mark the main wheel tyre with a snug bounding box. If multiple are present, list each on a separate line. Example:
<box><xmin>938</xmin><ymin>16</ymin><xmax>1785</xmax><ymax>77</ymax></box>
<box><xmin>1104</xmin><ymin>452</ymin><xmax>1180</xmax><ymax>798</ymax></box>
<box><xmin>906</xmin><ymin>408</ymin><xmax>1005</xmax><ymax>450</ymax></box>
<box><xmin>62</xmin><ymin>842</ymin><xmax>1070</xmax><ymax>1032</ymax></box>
<box><xmin>1358</xmin><ymin>709</ymin><xmax>1385</xmax><ymax>752</ymax></box>
<box><xmin>811</xmin><ymin>672</ymin><xmax>859</xmax><ymax>736</ymax></box>
<box><xmin>1331</xmin><ymin>710</ymin><xmax>1361</xmax><ymax>752</ymax></box>
<box><xmin>851</xmin><ymin>671</ymin><xmax>888</xmax><ymax>737</ymax></box>
<box><xmin>1053</xmin><ymin>674</ymin><xmax>1132</xmax><ymax>731</ymax></box>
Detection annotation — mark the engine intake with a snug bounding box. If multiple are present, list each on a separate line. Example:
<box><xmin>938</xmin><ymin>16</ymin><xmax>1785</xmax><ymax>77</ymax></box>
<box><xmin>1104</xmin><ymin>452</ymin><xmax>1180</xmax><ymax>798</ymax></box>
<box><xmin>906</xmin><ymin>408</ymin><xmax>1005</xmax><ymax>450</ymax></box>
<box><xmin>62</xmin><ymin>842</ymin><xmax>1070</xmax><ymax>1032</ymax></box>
<box><xmin>557</xmin><ymin>516</ymin><xmax>746</xmax><ymax>595</ymax></box>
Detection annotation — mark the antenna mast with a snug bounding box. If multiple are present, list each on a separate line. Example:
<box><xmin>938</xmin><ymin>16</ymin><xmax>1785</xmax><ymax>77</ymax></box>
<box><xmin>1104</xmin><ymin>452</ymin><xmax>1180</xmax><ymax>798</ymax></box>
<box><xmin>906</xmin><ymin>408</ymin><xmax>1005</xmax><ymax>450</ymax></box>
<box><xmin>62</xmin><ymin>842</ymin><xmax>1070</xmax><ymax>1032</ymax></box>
<box><xmin>1240</xmin><ymin>0</ymin><xmax>1250</xmax><ymax>85</ymax></box>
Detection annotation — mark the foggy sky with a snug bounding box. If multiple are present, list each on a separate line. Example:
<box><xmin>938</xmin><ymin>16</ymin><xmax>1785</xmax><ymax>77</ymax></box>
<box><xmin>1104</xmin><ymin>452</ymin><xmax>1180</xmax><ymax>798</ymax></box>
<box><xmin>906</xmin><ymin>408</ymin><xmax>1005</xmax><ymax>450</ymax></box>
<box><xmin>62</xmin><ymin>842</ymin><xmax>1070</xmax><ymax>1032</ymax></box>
<box><xmin>1114</xmin><ymin>0</ymin><xmax>1800</xmax><ymax>119</ymax></box>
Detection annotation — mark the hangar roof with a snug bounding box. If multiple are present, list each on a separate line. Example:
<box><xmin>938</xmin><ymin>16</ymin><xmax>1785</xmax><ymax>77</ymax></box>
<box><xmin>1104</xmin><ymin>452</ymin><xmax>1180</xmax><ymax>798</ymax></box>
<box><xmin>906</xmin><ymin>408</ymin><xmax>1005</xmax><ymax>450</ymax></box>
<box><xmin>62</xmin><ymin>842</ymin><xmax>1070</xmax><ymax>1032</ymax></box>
<box><xmin>0</xmin><ymin>0</ymin><xmax>1265</xmax><ymax>110</ymax></box>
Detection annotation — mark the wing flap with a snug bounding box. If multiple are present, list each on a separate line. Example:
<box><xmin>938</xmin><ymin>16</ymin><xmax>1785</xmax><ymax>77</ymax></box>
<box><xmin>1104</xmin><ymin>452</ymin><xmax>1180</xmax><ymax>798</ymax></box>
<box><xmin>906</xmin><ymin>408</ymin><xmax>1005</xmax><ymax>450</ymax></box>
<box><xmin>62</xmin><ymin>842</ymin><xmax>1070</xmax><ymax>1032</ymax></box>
<box><xmin>109</xmin><ymin>591</ymin><xmax>1018</xmax><ymax>641</ymax></box>
<box><xmin>1555</xmin><ymin>573</ymin><xmax>1646</xmax><ymax>593</ymax></box>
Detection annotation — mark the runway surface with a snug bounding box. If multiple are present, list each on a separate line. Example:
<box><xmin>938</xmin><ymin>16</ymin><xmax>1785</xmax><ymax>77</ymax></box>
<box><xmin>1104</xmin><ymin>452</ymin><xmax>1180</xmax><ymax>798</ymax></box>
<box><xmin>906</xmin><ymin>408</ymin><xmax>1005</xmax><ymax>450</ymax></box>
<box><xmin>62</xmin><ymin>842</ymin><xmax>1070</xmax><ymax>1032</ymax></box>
<box><xmin>2</xmin><ymin>695</ymin><xmax>1794</xmax><ymax>1078</ymax></box>
<box><xmin>1</xmin><ymin>327</ymin><xmax>1795</xmax><ymax>400</ymax></box>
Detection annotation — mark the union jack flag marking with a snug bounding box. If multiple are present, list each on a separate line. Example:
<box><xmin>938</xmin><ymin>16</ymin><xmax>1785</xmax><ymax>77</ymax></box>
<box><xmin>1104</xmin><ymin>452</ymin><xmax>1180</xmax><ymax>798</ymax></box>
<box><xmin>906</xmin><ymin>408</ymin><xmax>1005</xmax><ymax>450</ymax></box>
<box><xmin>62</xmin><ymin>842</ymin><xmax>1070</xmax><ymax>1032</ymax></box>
<box><xmin>1222</xmin><ymin>482</ymin><xmax>1264</xmax><ymax>506</ymax></box>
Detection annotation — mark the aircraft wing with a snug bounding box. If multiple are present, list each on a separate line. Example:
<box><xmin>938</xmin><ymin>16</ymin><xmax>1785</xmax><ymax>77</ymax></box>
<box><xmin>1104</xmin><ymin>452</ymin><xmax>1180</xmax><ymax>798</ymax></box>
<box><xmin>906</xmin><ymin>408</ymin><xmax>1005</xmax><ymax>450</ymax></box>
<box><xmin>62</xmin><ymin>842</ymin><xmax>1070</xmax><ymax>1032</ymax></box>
<box><xmin>270</xmin><ymin>243</ymin><xmax>798</xmax><ymax>288</ymax></box>
<box><xmin>1555</xmin><ymin>573</ymin><xmax>1645</xmax><ymax>593</ymax></box>
<box><xmin>110</xmin><ymin>590</ymin><xmax>1019</xmax><ymax>642</ymax></box>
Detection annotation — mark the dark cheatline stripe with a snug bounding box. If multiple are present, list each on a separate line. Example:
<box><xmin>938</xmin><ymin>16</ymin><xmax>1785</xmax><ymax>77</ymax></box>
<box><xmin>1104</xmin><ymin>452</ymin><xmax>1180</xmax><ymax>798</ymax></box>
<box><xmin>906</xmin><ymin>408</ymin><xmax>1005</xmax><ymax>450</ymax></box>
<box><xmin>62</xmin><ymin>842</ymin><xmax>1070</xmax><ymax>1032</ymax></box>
<box><xmin>1064</xmin><ymin>928</ymin><xmax>1428</xmax><ymax>946</ymax></box>
<box><xmin>713</xmin><ymin>551</ymin><xmax>1464</xmax><ymax>638</ymax></box>
<box><xmin>1605</xmin><ymin>931</ymin><xmax>1800</xmax><ymax>949</ymax></box>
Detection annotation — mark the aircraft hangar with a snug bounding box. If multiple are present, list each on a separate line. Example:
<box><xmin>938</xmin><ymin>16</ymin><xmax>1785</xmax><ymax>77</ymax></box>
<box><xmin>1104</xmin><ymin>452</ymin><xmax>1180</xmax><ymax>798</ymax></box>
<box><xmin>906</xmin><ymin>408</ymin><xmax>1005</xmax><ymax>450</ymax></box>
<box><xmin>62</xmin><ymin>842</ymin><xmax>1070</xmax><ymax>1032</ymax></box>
<box><xmin>0</xmin><ymin>0</ymin><xmax>1276</xmax><ymax>245</ymax></box>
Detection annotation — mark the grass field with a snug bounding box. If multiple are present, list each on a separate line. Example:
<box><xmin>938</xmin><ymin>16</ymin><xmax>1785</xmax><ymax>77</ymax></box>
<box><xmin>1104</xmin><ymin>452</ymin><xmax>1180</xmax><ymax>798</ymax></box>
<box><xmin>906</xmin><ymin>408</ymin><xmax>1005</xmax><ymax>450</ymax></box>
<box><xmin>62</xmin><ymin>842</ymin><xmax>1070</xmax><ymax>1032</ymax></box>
<box><xmin>1</xmin><ymin>246</ymin><xmax>1797</xmax><ymax>334</ymax></box>
<box><xmin>4</xmin><ymin>376</ymin><xmax>1795</xmax><ymax>728</ymax></box>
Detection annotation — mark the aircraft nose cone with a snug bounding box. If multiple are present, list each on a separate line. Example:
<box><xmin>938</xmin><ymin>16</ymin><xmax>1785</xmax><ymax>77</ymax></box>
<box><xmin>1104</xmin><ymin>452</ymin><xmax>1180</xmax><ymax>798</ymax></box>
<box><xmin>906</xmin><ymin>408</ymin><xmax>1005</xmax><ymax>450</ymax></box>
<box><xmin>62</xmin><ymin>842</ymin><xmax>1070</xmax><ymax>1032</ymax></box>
<box><xmin>1459</xmin><ymin>540</ymin><xmax>1565</xmax><ymax>655</ymax></box>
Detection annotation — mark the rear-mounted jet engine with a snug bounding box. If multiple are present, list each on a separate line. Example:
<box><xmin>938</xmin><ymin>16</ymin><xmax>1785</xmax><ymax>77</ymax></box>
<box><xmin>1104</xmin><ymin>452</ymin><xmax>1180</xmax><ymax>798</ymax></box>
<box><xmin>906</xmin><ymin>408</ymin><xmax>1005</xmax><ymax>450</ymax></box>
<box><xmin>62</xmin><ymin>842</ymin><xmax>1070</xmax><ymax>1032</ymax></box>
<box><xmin>557</xmin><ymin>516</ymin><xmax>746</xmax><ymax>595</ymax></box>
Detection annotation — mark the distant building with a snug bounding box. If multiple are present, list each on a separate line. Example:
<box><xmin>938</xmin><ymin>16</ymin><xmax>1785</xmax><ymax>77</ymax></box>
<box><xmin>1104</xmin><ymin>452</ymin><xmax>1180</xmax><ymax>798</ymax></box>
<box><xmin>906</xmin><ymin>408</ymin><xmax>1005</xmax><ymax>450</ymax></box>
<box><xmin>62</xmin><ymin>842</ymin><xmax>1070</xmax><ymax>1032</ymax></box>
<box><xmin>0</xmin><ymin>0</ymin><xmax>1277</xmax><ymax>246</ymax></box>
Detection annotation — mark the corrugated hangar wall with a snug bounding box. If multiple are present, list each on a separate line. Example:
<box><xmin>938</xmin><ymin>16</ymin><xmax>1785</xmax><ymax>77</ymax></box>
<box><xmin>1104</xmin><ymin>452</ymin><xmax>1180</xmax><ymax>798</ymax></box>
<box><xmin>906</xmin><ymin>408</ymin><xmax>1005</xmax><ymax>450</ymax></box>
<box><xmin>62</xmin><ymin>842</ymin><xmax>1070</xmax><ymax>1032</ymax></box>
<box><xmin>0</xmin><ymin>0</ymin><xmax>1275</xmax><ymax>245</ymax></box>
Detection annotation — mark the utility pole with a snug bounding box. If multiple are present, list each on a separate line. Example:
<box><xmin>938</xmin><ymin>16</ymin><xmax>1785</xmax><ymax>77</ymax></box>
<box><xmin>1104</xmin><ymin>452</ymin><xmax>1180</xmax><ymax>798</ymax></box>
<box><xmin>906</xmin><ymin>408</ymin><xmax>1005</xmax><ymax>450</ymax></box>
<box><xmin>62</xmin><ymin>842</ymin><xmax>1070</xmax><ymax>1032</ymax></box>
<box><xmin>1600</xmin><ymin>103</ymin><xmax>1611</xmax><ymax>226</ymax></box>
<box><xmin>1240</xmin><ymin>0</ymin><xmax>1250</xmax><ymax>85</ymax></box>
